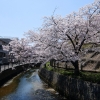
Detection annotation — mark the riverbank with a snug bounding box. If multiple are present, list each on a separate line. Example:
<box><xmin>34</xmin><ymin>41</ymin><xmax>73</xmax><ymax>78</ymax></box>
<box><xmin>0</xmin><ymin>63</ymin><xmax>35</xmax><ymax>87</ymax></box>
<box><xmin>0</xmin><ymin>62</ymin><xmax>42</xmax><ymax>87</ymax></box>
<box><xmin>0</xmin><ymin>69</ymin><xmax>64</xmax><ymax>100</ymax></box>
<box><xmin>0</xmin><ymin>66</ymin><xmax>24</xmax><ymax>87</ymax></box>
<box><xmin>39</xmin><ymin>68</ymin><xmax>100</xmax><ymax>100</ymax></box>
<box><xmin>0</xmin><ymin>73</ymin><xmax>22</xmax><ymax>98</ymax></box>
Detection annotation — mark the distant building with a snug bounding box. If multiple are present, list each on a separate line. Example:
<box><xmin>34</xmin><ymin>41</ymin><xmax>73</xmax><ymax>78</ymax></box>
<box><xmin>0</xmin><ymin>38</ymin><xmax>11</xmax><ymax>45</ymax></box>
<box><xmin>0</xmin><ymin>38</ymin><xmax>12</xmax><ymax>64</ymax></box>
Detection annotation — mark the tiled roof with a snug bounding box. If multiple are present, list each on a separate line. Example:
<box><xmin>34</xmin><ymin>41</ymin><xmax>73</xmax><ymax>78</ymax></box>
<box><xmin>0</xmin><ymin>38</ymin><xmax>12</xmax><ymax>44</ymax></box>
<box><xmin>0</xmin><ymin>49</ymin><xmax>8</xmax><ymax>53</ymax></box>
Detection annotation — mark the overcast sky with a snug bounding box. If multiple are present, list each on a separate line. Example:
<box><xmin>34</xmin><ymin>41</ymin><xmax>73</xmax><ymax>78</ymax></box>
<box><xmin>0</xmin><ymin>0</ymin><xmax>94</xmax><ymax>39</ymax></box>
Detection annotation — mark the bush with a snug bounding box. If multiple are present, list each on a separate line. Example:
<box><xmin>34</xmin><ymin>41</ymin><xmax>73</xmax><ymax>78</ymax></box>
<box><xmin>44</xmin><ymin>62</ymin><xmax>100</xmax><ymax>83</ymax></box>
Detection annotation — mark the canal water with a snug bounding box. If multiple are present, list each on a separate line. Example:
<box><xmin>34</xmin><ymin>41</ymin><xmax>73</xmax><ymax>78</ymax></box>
<box><xmin>0</xmin><ymin>69</ymin><xmax>65</xmax><ymax>100</ymax></box>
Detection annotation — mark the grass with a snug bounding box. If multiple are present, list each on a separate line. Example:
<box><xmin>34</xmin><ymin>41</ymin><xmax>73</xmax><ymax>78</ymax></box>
<box><xmin>44</xmin><ymin>62</ymin><xmax>100</xmax><ymax>84</ymax></box>
<box><xmin>79</xmin><ymin>71</ymin><xmax>100</xmax><ymax>83</ymax></box>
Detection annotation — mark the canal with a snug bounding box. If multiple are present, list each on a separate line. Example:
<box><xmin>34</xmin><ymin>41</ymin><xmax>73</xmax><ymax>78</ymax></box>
<box><xmin>0</xmin><ymin>69</ymin><xmax>66</xmax><ymax>100</ymax></box>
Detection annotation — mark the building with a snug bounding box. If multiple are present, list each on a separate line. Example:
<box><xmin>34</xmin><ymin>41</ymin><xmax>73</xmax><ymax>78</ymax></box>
<box><xmin>0</xmin><ymin>38</ymin><xmax>12</xmax><ymax>64</ymax></box>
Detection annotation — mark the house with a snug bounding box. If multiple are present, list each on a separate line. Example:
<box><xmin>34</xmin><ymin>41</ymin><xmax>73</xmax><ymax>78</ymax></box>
<box><xmin>0</xmin><ymin>38</ymin><xmax>12</xmax><ymax>64</ymax></box>
<box><xmin>0</xmin><ymin>38</ymin><xmax>11</xmax><ymax>45</ymax></box>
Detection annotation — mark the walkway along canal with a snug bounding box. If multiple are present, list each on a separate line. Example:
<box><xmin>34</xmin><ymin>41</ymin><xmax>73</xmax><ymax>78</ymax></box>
<box><xmin>0</xmin><ymin>69</ymin><xmax>65</xmax><ymax>100</ymax></box>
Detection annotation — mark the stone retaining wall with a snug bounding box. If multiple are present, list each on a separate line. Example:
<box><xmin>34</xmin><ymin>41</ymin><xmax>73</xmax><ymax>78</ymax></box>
<box><xmin>39</xmin><ymin>68</ymin><xmax>100</xmax><ymax>100</ymax></box>
<box><xmin>0</xmin><ymin>65</ymin><xmax>25</xmax><ymax>86</ymax></box>
<box><xmin>0</xmin><ymin>63</ymin><xmax>41</xmax><ymax>87</ymax></box>
<box><xmin>0</xmin><ymin>63</ymin><xmax>35</xmax><ymax>87</ymax></box>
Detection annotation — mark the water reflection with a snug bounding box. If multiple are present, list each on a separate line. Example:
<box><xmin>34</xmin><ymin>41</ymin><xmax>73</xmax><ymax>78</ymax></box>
<box><xmin>0</xmin><ymin>69</ymin><xmax>63</xmax><ymax>100</ymax></box>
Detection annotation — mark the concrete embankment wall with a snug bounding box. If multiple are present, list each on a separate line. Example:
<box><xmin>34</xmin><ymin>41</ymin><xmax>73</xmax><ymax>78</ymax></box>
<box><xmin>0</xmin><ymin>64</ymin><xmax>32</xmax><ymax>87</ymax></box>
<box><xmin>39</xmin><ymin>68</ymin><xmax>100</xmax><ymax>100</ymax></box>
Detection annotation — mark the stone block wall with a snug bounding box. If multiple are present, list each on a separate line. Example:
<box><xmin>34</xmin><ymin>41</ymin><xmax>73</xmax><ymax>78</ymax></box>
<box><xmin>0</xmin><ymin>66</ymin><xmax>24</xmax><ymax>86</ymax></box>
<box><xmin>39</xmin><ymin>68</ymin><xmax>100</xmax><ymax>100</ymax></box>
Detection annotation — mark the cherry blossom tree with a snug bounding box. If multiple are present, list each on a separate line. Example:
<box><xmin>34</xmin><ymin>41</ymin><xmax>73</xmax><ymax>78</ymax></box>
<box><xmin>24</xmin><ymin>0</ymin><xmax>100</xmax><ymax>75</ymax></box>
<box><xmin>25</xmin><ymin>30</ymin><xmax>53</xmax><ymax>64</ymax></box>
<box><xmin>40</xmin><ymin>0</ymin><xmax>100</xmax><ymax>75</ymax></box>
<box><xmin>7</xmin><ymin>38</ymin><xmax>32</xmax><ymax>65</ymax></box>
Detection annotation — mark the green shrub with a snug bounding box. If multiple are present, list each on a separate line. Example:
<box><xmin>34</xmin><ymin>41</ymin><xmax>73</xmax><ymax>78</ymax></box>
<box><xmin>44</xmin><ymin>62</ymin><xmax>100</xmax><ymax>83</ymax></box>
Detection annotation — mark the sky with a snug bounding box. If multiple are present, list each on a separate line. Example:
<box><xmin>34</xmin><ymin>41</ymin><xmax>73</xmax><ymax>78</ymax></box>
<box><xmin>0</xmin><ymin>0</ymin><xmax>94</xmax><ymax>39</ymax></box>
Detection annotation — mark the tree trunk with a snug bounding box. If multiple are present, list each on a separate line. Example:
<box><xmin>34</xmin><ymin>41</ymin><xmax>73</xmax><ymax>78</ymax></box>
<box><xmin>44</xmin><ymin>64</ymin><xmax>46</xmax><ymax>68</ymax></box>
<box><xmin>65</xmin><ymin>62</ymin><xmax>68</xmax><ymax>70</ymax></box>
<box><xmin>71</xmin><ymin>60</ymin><xmax>79</xmax><ymax>75</ymax></box>
<box><xmin>0</xmin><ymin>64</ymin><xmax>1</xmax><ymax>72</ymax></box>
<box><xmin>50</xmin><ymin>59</ymin><xmax>53</xmax><ymax>66</ymax></box>
<box><xmin>54</xmin><ymin>60</ymin><xmax>56</xmax><ymax>69</ymax></box>
<box><xmin>57</xmin><ymin>62</ymin><xmax>59</xmax><ymax>68</ymax></box>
